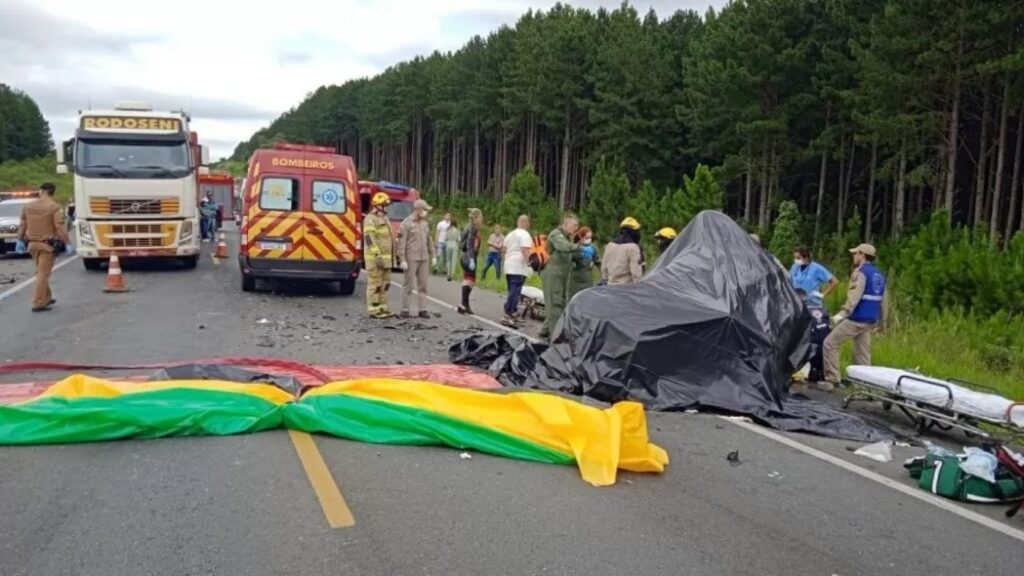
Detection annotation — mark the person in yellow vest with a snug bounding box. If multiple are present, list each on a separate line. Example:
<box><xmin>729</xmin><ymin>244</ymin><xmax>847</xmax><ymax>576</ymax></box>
<box><xmin>363</xmin><ymin>192</ymin><xmax>395</xmax><ymax>319</ymax></box>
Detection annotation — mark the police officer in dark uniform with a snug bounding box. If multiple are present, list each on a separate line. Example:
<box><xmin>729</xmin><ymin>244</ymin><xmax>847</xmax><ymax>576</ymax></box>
<box><xmin>17</xmin><ymin>183</ymin><xmax>70</xmax><ymax>312</ymax></box>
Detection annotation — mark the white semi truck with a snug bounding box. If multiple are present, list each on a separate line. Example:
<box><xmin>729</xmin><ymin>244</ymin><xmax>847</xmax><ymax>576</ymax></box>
<box><xmin>57</xmin><ymin>101</ymin><xmax>209</xmax><ymax>270</ymax></box>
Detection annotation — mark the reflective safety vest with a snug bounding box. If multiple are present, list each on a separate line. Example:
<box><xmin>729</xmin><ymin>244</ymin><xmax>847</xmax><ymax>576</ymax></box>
<box><xmin>850</xmin><ymin>263</ymin><xmax>885</xmax><ymax>324</ymax></box>
<box><xmin>363</xmin><ymin>212</ymin><xmax>393</xmax><ymax>266</ymax></box>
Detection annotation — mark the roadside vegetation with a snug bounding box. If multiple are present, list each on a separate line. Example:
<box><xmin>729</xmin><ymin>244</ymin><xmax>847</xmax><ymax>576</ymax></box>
<box><xmin>2</xmin><ymin>1</ymin><xmax>1022</xmax><ymax>398</ymax></box>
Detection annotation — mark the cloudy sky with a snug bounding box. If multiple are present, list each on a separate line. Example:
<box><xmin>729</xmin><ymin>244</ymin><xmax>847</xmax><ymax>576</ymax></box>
<box><xmin>1</xmin><ymin>0</ymin><xmax>725</xmax><ymax>160</ymax></box>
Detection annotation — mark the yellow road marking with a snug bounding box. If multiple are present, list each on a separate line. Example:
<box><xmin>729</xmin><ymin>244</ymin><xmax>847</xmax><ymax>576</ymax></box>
<box><xmin>287</xmin><ymin>430</ymin><xmax>355</xmax><ymax>528</ymax></box>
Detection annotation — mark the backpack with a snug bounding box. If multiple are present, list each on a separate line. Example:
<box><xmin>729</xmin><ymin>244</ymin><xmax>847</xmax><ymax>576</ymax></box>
<box><xmin>905</xmin><ymin>453</ymin><xmax>1024</xmax><ymax>504</ymax></box>
<box><xmin>996</xmin><ymin>446</ymin><xmax>1024</xmax><ymax>517</ymax></box>
<box><xmin>529</xmin><ymin>234</ymin><xmax>548</xmax><ymax>272</ymax></box>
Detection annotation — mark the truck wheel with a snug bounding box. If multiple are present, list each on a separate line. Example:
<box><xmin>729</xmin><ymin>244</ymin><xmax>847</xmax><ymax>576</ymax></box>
<box><xmin>241</xmin><ymin>273</ymin><xmax>256</xmax><ymax>292</ymax></box>
<box><xmin>181</xmin><ymin>255</ymin><xmax>198</xmax><ymax>269</ymax></box>
<box><xmin>83</xmin><ymin>258</ymin><xmax>104</xmax><ymax>271</ymax></box>
<box><xmin>337</xmin><ymin>279</ymin><xmax>356</xmax><ymax>296</ymax></box>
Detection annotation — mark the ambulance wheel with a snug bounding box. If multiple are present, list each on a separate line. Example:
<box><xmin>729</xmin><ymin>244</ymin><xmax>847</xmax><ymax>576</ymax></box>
<box><xmin>337</xmin><ymin>279</ymin><xmax>356</xmax><ymax>296</ymax></box>
<box><xmin>241</xmin><ymin>273</ymin><xmax>256</xmax><ymax>293</ymax></box>
<box><xmin>181</xmin><ymin>255</ymin><xmax>198</xmax><ymax>269</ymax></box>
<box><xmin>83</xmin><ymin>258</ymin><xmax>104</xmax><ymax>271</ymax></box>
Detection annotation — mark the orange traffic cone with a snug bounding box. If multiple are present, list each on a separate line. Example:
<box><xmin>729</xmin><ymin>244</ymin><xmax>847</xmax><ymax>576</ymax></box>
<box><xmin>103</xmin><ymin>255</ymin><xmax>128</xmax><ymax>293</ymax></box>
<box><xmin>215</xmin><ymin>232</ymin><xmax>229</xmax><ymax>258</ymax></box>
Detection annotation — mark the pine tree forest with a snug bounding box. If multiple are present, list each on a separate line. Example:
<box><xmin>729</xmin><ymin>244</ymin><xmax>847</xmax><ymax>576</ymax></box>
<box><xmin>234</xmin><ymin>1</ymin><xmax>1024</xmax><ymax>249</ymax></box>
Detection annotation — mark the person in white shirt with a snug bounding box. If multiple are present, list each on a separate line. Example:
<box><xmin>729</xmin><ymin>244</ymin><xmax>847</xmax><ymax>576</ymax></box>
<box><xmin>501</xmin><ymin>214</ymin><xmax>533</xmax><ymax>325</ymax></box>
<box><xmin>434</xmin><ymin>212</ymin><xmax>451</xmax><ymax>274</ymax></box>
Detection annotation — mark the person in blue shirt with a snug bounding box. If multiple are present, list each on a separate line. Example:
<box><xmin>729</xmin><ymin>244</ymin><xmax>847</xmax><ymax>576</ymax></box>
<box><xmin>200</xmin><ymin>192</ymin><xmax>219</xmax><ymax>242</ymax></box>
<box><xmin>789</xmin><ymin>246</ymin><xmax>838</xmax><ymax>306</ymax></box>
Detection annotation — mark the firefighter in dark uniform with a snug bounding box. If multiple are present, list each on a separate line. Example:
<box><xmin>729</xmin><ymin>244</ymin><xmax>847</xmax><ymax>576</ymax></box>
<box><xmin>17</xmin><ymin>183</ymin><xmax>70</xmax><ymax>312</ymax></box>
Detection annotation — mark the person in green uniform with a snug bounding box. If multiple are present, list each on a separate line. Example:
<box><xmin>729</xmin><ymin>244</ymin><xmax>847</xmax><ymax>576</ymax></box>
<box><xmin>363</xmin><ymin>192</ymin><xmax>395</xmax><ymax>318</ymax></box>
<box><xmin>540</xmin><ymin>213</ymin><xmax>579</xmax><ymax>340</ymax></box>
<box><xmin>567</xmin><ymin>225</ymin><xmax>599</xmax><ymax>304</ymax></box>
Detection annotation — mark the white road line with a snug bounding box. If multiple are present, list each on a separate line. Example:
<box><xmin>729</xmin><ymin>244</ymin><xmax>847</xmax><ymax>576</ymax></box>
<box><xmin>403</xmin><ymin>278</ymin><xmax>1024</xmax><ymax>543</ymax></box>
<box><xmin>391</xmin><ymin>280</ymin><xmax>539</xmax><ymax>342</ymax></box>
<box><xmin>0</xmin><ymin>255</ymin><xmax>80</xmax><ymax>303</ymax></box>
<box><xmin>724</xmin><ymin>417</ymin><xmax>1024</xmax><ymax>543</ymax></box>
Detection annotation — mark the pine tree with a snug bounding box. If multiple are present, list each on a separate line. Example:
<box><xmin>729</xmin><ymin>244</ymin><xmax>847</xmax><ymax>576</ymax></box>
<box><xmin>627</xmin><ymin>180</ymin><xmax>660</xmax><ymax>234</ymax></box>
<box><xmin>0</xmin><ymin>84</ymin><xmax>52</xmax><ymax>163</ymax></box>
<box><xmin>581</xmin><ymin>157</ymin><xmax>631</xmax><ymax>242</ymax></box>
<box><xmin>768</xmin><ymin>200</ymin><xmax>803</xmax><ymax>260</ymax></box>
<box><xmin>680</xmin><ymin>164</ymin><xmax>724</xmax><ymax>225</ymax></box>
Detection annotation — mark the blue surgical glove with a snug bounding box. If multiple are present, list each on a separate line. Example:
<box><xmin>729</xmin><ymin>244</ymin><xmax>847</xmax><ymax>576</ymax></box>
<box><xmin>15</xmin><ymin>240</ymin><xmax>26</xmax><ymax>255</ymax></box>
<box><xmin>65</xmin><ymin>243</ymin><xmax>74</xmax><ymax>255</ymax></box>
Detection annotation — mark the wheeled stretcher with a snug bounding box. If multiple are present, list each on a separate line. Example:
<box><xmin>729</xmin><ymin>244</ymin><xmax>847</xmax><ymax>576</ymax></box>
<box><xmin>518</xmin><ymin>285</ymin><xmax>545</xmax><ymax>321</ymax></box>
<box><xmin>844</xmin><ymin>365</ymin><xmax>1024</xmax><ymax>441</ymax></box>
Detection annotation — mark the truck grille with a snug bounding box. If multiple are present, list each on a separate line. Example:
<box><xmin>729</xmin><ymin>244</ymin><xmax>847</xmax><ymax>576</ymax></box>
<box><xmin>95</xmin><ymin>223</ymin><xmax>177</xmax><ymax>248</ymax></box>
<box><xmin>89</xmin><ymin>198</ymin><xmax>180</xmax><ymax>216</ymax></box>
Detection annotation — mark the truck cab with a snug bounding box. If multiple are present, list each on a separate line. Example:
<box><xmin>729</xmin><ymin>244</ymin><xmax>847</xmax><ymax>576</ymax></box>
<box><xmin>238</xmin><ymin>143</ymin><xmax>362</xmax><ymax>294</ymax></box>
<box><xmin>57</xmin><ymin>102</ymin><xmax>208</xmax><ymax>270</ymax></box>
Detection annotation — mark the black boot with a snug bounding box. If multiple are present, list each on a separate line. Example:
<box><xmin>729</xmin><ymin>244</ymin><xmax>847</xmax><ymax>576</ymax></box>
<box><xmin>458</xmin><ymin>286</ymin><xmax>473</xmax><ymax>315</ymax></box>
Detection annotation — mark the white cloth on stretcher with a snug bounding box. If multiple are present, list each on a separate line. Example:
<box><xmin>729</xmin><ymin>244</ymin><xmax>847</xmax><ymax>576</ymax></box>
<box><xmin>846</xmin><ymin>365</ymin><xmax>1024</xmax><ymax>428</ymax></box>
<box><xmin>520</xmin><ymin>286</ymin><xmax>544</xmax><ymax>304</ymax></box>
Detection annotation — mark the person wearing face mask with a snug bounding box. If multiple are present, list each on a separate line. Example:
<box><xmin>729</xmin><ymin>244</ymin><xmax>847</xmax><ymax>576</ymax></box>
<box><xmin>567</xmin><ymin>226</ymin><xmax>600</xmax><ymax>303</ymax></box>
<box><xmin>397</xmin><ymin>199</ymin><xmax>436</xmax><ymax>319</ymax></box>
<box><xmin>789</xmin><ymin>245</ymin><xmax>838</xmax><ymax>307</ymax></box>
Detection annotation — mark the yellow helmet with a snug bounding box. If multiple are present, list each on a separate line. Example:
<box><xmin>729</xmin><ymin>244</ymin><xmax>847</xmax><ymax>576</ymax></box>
<box><xmin>620</xmin><ymin>216</ymin><xmax>641</xmax><ymax>230</ymax></box>
<box><xmin>655</xmin><ymin>227</ymin><xmax>677</xmax><ymax>240</ymax></box>
<box><xmin>371</xmin><ymin>192</ymin><xmax>391</xmax><ymax>207</ymax></box>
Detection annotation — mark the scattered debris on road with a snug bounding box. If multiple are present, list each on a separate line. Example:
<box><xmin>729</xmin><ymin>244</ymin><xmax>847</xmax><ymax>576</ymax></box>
<box><xmin>460</xmin><ymin>452</ymin><xmax>472</xmax><ymax>460</ymax></box>
<box><xmin>727</xmin><ymin>450</ymin><xmax>742</xmax><ymax>466</ymax></box>
<box><xmin>854</xmin><ymin>441</ymin><xmax>893</xmax><ymax>463</ymax></box>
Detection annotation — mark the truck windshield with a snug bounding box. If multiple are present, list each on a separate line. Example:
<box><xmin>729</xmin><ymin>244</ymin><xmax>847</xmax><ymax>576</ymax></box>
<box><xmin>387</xmin><ymin>201</ymin><xmax>414</xmax><ymax>221</ymax></box>
<box><xmin>76</xmin><ymin>139</ymin><xmax>191</xmax><ymax>179</ymax></box>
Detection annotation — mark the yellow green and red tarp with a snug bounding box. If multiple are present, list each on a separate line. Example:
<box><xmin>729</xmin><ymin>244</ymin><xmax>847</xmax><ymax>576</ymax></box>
<box><xmin>0</xmin><ymin>375</ymin><xmax>668</xmax><ymax>486</ymax></box>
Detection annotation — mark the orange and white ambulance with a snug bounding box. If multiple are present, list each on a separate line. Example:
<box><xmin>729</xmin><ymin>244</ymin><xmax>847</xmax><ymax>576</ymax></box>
<box><xmin>238</xmin><ymin>142</ymin><xmax>362</xmax><ymax>294</ymax></box>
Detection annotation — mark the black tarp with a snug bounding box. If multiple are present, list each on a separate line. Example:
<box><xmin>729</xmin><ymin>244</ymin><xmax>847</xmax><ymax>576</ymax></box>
<box><xmin>450</xmin><ymin>211</ymin><xmax>891</xmax><ymax>442</ymax></box>
<box><xmin>148</xmin><ymin>364</ymin><xmax>301</xmax><ymax>394</ymax></box>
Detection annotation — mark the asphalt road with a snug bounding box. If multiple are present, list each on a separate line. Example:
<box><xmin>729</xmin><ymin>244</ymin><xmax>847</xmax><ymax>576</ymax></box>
<box><xmin>1</xmin><ymin>230</ymin><xmax>1022</xmax><ymax>576</ymax></box>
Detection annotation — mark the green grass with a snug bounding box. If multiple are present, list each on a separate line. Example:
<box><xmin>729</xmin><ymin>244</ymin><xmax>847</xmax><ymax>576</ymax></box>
<box><xmin>849</xmin><ymin>313</ymin><xmax>1024</xmax><ymax>400</ymax></box>
<box><xmin>0</xmin><ymin>156</ymin><xmax>73</xmax><ymax>202</ymax></box>
<box><xmin>825</xmin><ymin>277</ymin><xmax>1024</xmax><ymax>399</ymax></box>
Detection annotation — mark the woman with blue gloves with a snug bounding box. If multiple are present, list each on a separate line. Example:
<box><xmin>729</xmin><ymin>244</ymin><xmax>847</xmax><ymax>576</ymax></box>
<box><xmin>789</xmin><ymin>245</ymin><xmax>838</xmax><ymax>306</ymax></box>
<box><xmin>567</xmin><ymin>226</ymin><xmax>600</xmax><ymax>302</ymax></box>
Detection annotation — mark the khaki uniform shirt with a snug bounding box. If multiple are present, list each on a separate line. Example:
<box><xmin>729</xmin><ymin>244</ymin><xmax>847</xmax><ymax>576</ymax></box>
<box><xmin>397</xmin><ymin>216</ymin><xmax>435</xmax><ymax>263</ymax></box>
<box><xmin>18</xmin><ymin>196</ymin><xmax>68</xmax><ymax>248</ymax></box>
<box><xmin>601</xmin><ymin>242</ymin><xmax>643</xmax><ymax>285</ymax></box>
